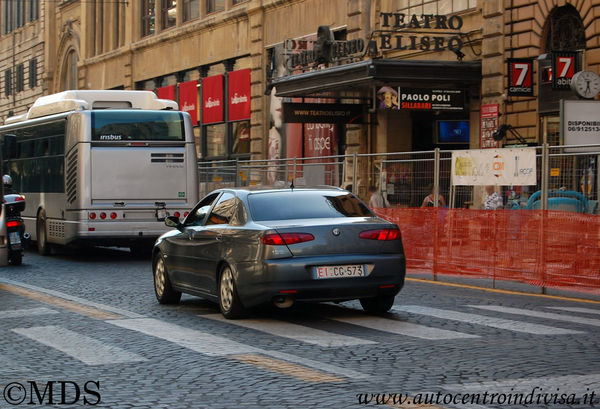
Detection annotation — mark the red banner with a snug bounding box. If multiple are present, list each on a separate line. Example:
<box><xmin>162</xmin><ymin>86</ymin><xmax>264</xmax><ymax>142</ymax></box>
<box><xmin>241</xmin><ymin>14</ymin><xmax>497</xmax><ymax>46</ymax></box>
<box><xmin>202</xmin><ymin>75</ymin><xmax>224</xmax><ymax>124</ymax></box>
<box><xmin>157</xmin><ymin>85</ymin><xmax>176</xmax><ymax>102</ymax></box>
<box><xmin>228</xmin><ymin>69</ymin><xmax>251</xmax><ymax>121</ymax></box>
<box><xmin>178</xmin><ymin>80</ymin><xmax>198</xmax><ymax>125</ymax></box>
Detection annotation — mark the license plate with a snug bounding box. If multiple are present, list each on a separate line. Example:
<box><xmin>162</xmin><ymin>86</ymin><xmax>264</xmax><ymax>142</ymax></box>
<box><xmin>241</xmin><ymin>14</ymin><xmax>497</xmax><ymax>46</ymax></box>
<box><xmin>156</xmin><ymin>208</ymin><xmax>167</xmax><ymax>221</ymax></box>
<box><xmin>315</xmin><ymin>265</ymin><xmax>365</xmax><ymax>279</ymax></box>
<box><xmin>8</xmin><ymin>232</ymin><xmax>21</xmax><ymax>245</ymax></box>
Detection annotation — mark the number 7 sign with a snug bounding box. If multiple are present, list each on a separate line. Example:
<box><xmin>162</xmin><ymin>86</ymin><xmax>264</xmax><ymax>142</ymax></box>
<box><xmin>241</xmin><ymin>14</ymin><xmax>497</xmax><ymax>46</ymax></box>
<box><xmin>551</xmin><ymin>51</ymin><xmax>579</xmax><ymax>89</ymax></box>
<box><xmin>508</xmin><ymin>58</ymin><xmax>533</xmax><ymax>96</ymax></box>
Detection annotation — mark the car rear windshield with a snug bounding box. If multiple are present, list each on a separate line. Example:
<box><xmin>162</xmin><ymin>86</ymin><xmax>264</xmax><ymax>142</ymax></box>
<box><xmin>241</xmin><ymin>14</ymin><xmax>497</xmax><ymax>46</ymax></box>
<box><xmin>248</xmin><ymin>191</ymin><xmax>373</xmax><ymax>221</ymax></box>
<box><xmin>91</xmin><ymin>110</ymin><xmax>184</xmax><ymax>141</ymax></box>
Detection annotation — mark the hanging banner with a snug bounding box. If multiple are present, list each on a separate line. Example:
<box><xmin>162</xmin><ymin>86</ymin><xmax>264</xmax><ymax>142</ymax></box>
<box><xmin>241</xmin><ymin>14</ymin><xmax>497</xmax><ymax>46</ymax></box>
<box><xmin>228</xmin><ymin>69</ymin><xmax>251</xmax><ymax>121</ymax></box>
<box><xmin>507</xmin><ymin>58</ymin><xmax>534</xmax><ymax>96</ymax></box>
<box><xmin>178</xmin><ymin>80</ymin><xmax>198</xmax><ymax>125</ymax></box>
<box><xmin>451</xmin><ymin>148</ymin><xmax>537</xmax><ymax>186</ymax></box>
<box><xmin>202</xmin><ymin>75</ymin><xmax>224</xmax><ymax>124</ymax></box>
<box><xmin>480</xmin><ymin>104</ymin><xmax>499</xmax><ymax>149</ymax></box>
<box><xmin>399</xmin><ymin>88</ymin><xmax>464</xmax><ymax>111</ymax></box>
<box><xmin>157</xmin><ymin>85</ymin><xmax>176</xmax><ymax>101</ymax></box>
<box><xmin>552</xmin><ymin>51</ymin><xmax>578</xmax><ymax>89</ymax></box>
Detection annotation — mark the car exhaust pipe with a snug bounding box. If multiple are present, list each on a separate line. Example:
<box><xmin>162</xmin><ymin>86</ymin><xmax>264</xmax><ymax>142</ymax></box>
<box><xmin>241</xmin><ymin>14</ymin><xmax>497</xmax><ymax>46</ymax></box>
<box><xmin>272</xmin><ymin>295</ymin><xmax>294</xmax><ymax>309</ymax></box>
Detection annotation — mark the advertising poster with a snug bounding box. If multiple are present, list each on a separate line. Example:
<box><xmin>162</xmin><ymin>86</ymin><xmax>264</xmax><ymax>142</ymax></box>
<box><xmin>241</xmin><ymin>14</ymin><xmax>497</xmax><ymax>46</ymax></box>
<box><xmin>451</xmin><ymin>148</ymin><xmax>537</xmax><ymax>186</ymax></box>
<box><xmin>480</xmin><ymin>104</ymin><xmax>499</xmax><ymax>149</ymax></box>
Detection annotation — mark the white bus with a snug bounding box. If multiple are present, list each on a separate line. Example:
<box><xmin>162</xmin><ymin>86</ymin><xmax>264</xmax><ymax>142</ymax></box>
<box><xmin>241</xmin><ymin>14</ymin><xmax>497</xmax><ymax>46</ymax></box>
<box><xmin>0</xmin><ymin>90</ymin><xmax>198</xmax><ymax>255</ymax></box>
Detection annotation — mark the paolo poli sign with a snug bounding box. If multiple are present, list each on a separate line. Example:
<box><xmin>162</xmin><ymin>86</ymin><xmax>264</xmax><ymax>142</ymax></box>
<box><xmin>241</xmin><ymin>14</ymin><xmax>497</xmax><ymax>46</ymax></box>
<box><xmin>451</xmin><ymin>148</ymin><xmax>537</xmax><ymax>186</ymax></box>
<box><xmin>399</xmin><ymin>88</ymin><xmax>464</xmax><ymax>111</ymax></box>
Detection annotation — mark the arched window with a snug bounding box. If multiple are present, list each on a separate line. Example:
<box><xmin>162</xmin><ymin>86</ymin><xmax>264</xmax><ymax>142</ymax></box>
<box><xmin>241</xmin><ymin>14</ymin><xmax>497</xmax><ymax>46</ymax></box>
<box><xmin>542</xmin><ymin>4</ymin><xmax>586</xmax><ymax>52</ymax></box>
<box><xmin>60</xmin><ymin>49</ymin><xmax>78</xmax><ymax>91</ymax></box>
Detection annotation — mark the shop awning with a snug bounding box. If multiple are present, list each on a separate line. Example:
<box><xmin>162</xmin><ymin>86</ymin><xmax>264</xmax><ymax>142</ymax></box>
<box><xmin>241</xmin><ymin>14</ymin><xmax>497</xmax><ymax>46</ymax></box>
<box><xmin>271</xmin><ymin>59</ymin><xmax>482</xmax><ymax>98</ymax></box>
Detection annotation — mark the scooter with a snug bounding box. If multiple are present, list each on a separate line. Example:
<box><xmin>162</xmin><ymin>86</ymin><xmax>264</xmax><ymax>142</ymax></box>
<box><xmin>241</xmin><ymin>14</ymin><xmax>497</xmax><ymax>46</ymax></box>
<box><xmin>3</xmin><ymin>193</ymin><xmax>26</xmax><ymax>265</ymax></box>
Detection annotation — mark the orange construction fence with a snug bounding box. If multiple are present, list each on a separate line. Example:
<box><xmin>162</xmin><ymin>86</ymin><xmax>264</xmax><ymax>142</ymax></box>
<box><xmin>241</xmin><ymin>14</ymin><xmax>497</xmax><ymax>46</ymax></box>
<box><xmin>375</xmin><ymin>208</ymin><xmax>600</xmax><ymax>297</ymax></box>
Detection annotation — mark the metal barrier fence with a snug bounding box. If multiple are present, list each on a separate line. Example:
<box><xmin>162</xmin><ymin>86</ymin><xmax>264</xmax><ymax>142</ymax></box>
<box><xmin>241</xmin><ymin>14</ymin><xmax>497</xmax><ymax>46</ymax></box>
<box><xmin>199</xmin><ymin>144</ymin><xmax>600</xmax><ymax>214</ymax></box>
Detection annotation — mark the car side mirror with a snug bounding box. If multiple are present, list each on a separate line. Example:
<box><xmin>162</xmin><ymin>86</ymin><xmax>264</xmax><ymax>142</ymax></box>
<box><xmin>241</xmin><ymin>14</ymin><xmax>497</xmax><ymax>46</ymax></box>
<box><xmin>165</xmin><ymin>215</ymin><xmax>182</xmax><ymax>230</ymax></box>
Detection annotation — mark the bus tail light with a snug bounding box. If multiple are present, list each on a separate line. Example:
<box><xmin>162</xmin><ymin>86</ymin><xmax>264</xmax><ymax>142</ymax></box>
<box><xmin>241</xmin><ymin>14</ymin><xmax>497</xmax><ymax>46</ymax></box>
<box><xmin>110</xmin><ymin>212</ymin><xmax>117</xmax><ymax>219</ymax></box>
<box><xmin>184</xmin><ymin>212</ymin><xmax>189</xmax><ymax>217</ymax></box>
<box><xmin>174</xmin><ymin>211</ymin><xmax>181</xmax><ymax>218</ymax></box>
<box><xmin>89</xmin><ymin>212</ymin><xmax>97</xmax><ymax>220</ymax></box>
<box><xmin>100</xmin><ymin>212</ymin><xmax>107</xmax><ymax>220</ymax></box>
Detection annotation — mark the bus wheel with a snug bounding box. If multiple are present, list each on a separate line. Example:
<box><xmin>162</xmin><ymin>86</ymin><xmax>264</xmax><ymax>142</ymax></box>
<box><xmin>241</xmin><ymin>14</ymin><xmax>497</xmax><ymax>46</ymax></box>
<box><xmin>37</xmin><ymin>210</ymin><xmax>50</xmax><ymax>256</ymax></box>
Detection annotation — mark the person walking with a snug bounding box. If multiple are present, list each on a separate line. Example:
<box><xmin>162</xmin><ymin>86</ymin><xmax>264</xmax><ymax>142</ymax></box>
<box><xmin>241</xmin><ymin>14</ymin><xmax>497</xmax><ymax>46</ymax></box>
<box><xmin>368</xmin><ymin>186</ymin><xmax>390</xmax><ymax>208</ymax></box>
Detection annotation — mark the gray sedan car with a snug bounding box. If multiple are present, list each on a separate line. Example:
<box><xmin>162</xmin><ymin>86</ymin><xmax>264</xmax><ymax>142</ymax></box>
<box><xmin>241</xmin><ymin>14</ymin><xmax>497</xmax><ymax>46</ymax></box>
<box><xmin>152</xmin><ymin>187</ymin><xmax>406</xmax><ymax>318</ymax></box>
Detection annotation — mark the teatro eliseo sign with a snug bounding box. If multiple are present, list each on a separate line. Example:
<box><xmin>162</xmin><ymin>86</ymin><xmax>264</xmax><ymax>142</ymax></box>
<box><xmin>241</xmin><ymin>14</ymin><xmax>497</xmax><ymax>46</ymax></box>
<box><xmin>287</xmin><ymin>13</ymin><xmax>465</xmax><ymax>68</ymax></box>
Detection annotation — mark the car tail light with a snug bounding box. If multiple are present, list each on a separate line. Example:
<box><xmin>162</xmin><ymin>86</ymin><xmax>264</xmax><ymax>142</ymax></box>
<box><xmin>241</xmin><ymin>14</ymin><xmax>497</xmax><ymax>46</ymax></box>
<box><xmin>6</xmin><ymin>221</ymin><xmax>19</xmax><ymax>228</ymax></box>
<box><xmin>100</xmin><ymin>212</ymin><xmax>107</xmax><ymax>220</ymax></box>
<box><xmin>261</xmin><ymin>233</ymin><xmax>315</xmax><ymax>246</ymax></box>
<box><xmin>174</xmin><ymin>211</ymin><xmax>181</xmax><ymax>218</ymax></box>
<box><xmin>110</xmin><ymin>212</ymin><xmax>117</xmax><ymax>219</ymax></box>
<box><xmin>89</xmin><ymin>212</ymin><xmax>97</xmax><ymax>220</ymax></box>
<box><xmin>14</xmin><ymin>195</ymin><xmax>24</xmax><ymax>202</ymax></box>
<box><xmin>359</xmin><ymin>228</ymin><xmax>401</xmax><ymax>241</ymax></box>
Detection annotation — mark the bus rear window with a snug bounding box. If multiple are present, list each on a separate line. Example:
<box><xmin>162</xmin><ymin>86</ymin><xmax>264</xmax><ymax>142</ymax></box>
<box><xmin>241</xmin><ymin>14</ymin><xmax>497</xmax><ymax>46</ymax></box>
<box><xmin>91</xmin><ymin>111</ymin><xmax>184</xmax><ymax>141</ymax></box>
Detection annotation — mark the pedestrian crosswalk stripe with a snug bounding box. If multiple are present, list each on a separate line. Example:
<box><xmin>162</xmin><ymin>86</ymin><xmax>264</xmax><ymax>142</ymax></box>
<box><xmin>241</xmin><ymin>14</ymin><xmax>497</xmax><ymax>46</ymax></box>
<box><xmin>469</xmin><ymin>305</ymin><xmax>600</xmax><ymax>327</ymax></box>
<box><xmin>547</xmin><ymin>306</ymin><xmax>600</xmax><ymax>315</ymax></box>
<box><xmin>230</xmin><ymin>354</ymin><xmax>343</xmax><ymax>383</ymax></box>
<box><xmin>0</xmin><ymin>307</ymin><xmax>58</xmax><ymax>319</ymax></box>
<box><xmin>109</xmin><ymin>318</ymin><xmax>369</xmax><ymax>379</ymax></box>
<box><xmin>444</xmin><ymin>373</ymin><xmax>600</xmax><ymax>396</ymax></box>
<box><xmin>392</xmin><ymin>306</ymin><xmax>583</xmax><ymax>335</ymax></box>
<box><xmin>329</xmin><ymin>315</ymin><xmax>480</xmax><ymax>340</ymax></box>
<box><xmin>201</xmin><ymin>314</ymin><xmax>377</xmax><ymax>346</ymax></box>
<box><xmin>0</xmin><ymin>278</ymin><xmax>143</xmax><ymax>319</ymax></box>
<box><xmin>12</xmin><ymin>326</ymin><xmax>148</xmax><ymax>365</ymax></box>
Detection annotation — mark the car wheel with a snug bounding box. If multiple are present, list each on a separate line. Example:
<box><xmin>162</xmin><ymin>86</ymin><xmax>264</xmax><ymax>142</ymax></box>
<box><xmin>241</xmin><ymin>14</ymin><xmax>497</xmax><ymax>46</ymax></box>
<box><xmin>36</xmin><ymin>210</ymin><xmax>50</xmax><ymax>256</ymax></box>
<box><xmin>360</xmin><ymin>295</ymin><xmax>395</xmax><ymax>314</ymax></box>
<box><xmin>218</xmin><ymin>264</ymin><xmax>246</xmax><ymax>319</ymax></box>
<box><xmin>153</xmin><ymin>253</ymin><xmax>181</xmax><ymax>304</ymax></box>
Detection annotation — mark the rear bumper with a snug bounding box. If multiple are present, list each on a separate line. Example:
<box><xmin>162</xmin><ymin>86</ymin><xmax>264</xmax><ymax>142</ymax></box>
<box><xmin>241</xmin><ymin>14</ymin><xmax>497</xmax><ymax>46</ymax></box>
<box><xmin>235</xmin><ymin>253</ymin><xmax>406</xmax><ymax>308</ymax></box>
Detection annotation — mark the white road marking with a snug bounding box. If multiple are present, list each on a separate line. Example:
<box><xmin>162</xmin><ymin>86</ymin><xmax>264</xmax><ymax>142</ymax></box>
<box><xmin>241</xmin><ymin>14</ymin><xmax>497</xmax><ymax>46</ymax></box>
<box><xmin>12</xmin><ymin>325</ymin><xmax>147</xmax><ymax>365</ymax></box>
<box><xmin>547</xmin><ymin>306</ymin><xmax>600</xmax><ymax>315</ymax></box>
<box><xmin>0</xmin><ymin>278</ymin><xmax>144</xmax><ymax>318</ymax></box>
<box><xmin>201</xmin><ymin>313</ymin><xmax>377</xmax><ymax>346</ymax></box>
<box><xmin>445</xmin><ymin>373</ymin><xmax>600</xmax><ymax>397</ymax></box>
<box><xmin>109</xmin><ymin>318</ymin><xmax>369</xmax><ymax>379</ymax></box>
<box><xmin>469</xmin><ymin>305</ymin><xmax>600</xmax><ymax>327</ymax></box>
<box><xmin>392</xmin><ymin>306</ymin><xmax>583</xmax><ymax>335</ymax></box>
<box><xmin>330</xmin><ymin>315</ymin><xmax>479</xmax><ymax>340</ymax></box>
<box><xmin>0</xmin><ymin>307</ymin><xmax>58</xmax><ymax>319</ymax></box>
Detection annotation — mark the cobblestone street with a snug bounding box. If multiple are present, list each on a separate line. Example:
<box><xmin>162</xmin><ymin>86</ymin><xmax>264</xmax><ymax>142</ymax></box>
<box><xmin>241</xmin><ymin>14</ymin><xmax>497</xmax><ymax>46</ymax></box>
<box><xmin>0</xmin><ymin>248</ymin><xmax>599</xmax><ymax>408</ymax></box>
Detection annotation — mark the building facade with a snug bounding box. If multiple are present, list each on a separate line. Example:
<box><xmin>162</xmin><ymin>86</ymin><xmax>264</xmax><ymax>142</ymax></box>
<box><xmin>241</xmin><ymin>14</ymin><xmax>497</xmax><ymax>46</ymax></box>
<box><xmin>1</xmin><ymin>0</ymin><xmax>599</xmax><ymax>197</ymax></box>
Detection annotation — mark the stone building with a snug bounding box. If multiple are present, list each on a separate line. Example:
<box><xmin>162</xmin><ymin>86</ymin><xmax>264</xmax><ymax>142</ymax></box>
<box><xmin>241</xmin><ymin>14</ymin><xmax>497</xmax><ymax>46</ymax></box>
<box><xmin>1</xmin><ymin>0</ymin><xmax>599</xmax><ymax>199</ymax></box>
